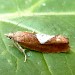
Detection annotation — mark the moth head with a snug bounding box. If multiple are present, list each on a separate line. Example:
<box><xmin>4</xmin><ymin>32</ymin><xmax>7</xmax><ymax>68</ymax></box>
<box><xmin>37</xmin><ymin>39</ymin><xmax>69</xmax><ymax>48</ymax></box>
<box><xmin>5</xmin><ymin>31</ymin><xmax>25</xmax><ymax>42</ymax></box>
<box><xmin>5</xmin><ymin>33</ymin><xmax>14</xmax><ymax>39</ymax></box>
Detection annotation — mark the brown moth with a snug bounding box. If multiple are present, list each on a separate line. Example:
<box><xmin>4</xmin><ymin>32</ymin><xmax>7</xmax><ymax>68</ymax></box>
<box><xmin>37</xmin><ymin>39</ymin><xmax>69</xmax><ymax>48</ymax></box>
<box><xmin>5</xmin><ymin>31</ymin><xmax>70</xmax><ymax>62</ymax></box>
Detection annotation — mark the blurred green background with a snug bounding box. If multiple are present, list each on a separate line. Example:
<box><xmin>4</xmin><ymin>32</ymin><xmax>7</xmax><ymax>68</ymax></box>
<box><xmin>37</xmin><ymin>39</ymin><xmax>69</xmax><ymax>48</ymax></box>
<box><xmin>0</xmin><ymin>0</ymin><xmax>75</xmax><ymax>75</ymax></box>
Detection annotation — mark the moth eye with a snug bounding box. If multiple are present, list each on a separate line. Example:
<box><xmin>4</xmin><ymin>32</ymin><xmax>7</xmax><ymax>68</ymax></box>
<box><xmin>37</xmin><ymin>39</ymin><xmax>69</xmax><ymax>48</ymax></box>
<box><xmin>9</xmin><ymin>37</ymin><xmax>12</xmax><ymax>39</ymax></box>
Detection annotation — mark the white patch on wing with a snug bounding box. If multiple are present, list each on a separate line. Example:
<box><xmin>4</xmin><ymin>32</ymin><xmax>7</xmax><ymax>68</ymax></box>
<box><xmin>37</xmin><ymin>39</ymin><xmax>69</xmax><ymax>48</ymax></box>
<box><xmin>36</xmin><ymin>34</ymin><xmax>55</xmax><ymax>44</ymax></box>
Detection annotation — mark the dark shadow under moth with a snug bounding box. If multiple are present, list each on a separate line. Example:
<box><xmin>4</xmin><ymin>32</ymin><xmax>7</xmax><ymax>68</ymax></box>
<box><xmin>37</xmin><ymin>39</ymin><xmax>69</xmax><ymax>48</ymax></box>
<box><xmin>5</xmin><ymin>31</ymin><xmax>70</xmax><ymax>62</ymax></box>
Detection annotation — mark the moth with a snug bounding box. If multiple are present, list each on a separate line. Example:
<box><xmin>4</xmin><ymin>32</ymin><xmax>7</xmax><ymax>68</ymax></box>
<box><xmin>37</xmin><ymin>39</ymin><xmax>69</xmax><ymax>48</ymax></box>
<box><xmin>5</xmin><ymin>31</ymin><xmax>70</xmax><ymax>62</ymax></box>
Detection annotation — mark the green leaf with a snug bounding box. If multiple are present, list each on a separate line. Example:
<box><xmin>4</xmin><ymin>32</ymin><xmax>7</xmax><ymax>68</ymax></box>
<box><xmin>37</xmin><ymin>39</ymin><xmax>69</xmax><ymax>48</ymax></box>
<box><xmin>0</xmin><ymin>0</ymin><xmax>75</xmax><ymax>75</ymax></box>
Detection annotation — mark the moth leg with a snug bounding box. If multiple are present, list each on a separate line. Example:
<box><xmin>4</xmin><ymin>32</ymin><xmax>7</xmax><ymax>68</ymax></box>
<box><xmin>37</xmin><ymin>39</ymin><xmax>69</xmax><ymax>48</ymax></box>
<box><xmin>14</xmin><ymin>42</ymin><xmax>27</xmax><ymax>62</ymax></box>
